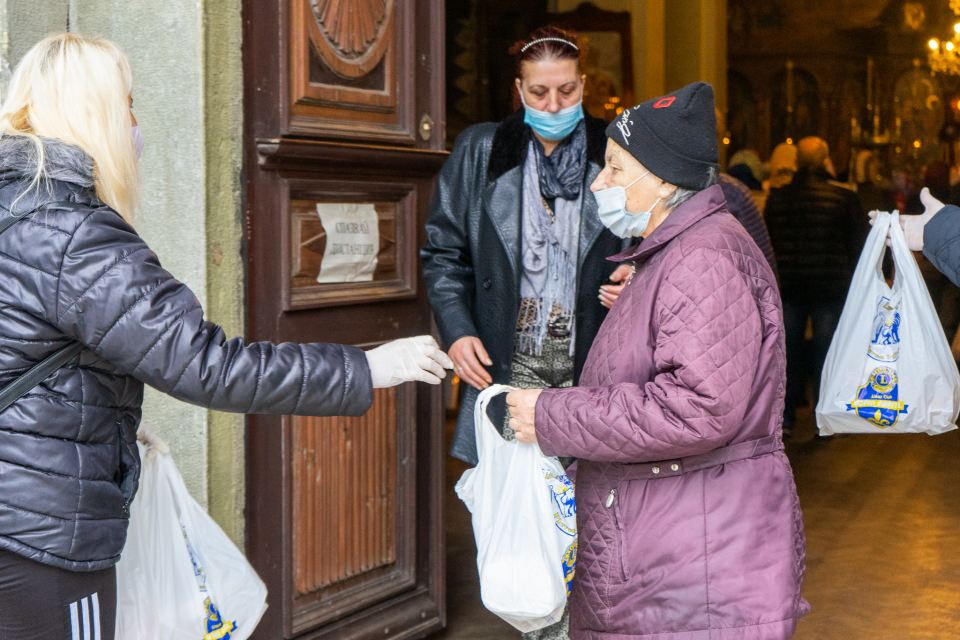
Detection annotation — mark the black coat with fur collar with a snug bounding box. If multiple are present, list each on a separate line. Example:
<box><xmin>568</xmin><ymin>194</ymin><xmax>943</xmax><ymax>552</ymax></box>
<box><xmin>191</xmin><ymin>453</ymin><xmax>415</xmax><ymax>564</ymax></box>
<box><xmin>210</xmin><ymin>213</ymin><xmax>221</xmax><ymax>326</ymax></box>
<box><xmin>421</xmin><ymin>109</ymin><xmax>620</xmax><ymax>464</ymax></box>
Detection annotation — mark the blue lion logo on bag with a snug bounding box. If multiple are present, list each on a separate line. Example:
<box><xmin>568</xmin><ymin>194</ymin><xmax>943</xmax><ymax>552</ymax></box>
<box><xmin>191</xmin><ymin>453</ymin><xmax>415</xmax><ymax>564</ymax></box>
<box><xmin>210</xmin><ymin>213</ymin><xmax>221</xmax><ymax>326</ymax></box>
<box><xmin>562</xmin><ymin>540</ymin><xmax>577</xmax><ymax>598</ymax></box>
<box><xmin>868</xmin><ymin>297</ymin><xmax>901</xmax><ymax>363</ymax></box>
<box><xmin>182</xmin><ymin>525</ymin><xmax>238</xmax><ymax>639</ymax></box>
<box><xmin>543</xmin><ymin>467</ymin><xmax>576</xmax><ymax>536</ymax></box>
<box><xmin>847</xmin><ymin>366</ymin><xmax>909</xmax><ymax>428</ymax></box>
<box><xmin>551</xmin><ymin>475</ymin><xmax>576</xmax><ymax>519</ymax></box>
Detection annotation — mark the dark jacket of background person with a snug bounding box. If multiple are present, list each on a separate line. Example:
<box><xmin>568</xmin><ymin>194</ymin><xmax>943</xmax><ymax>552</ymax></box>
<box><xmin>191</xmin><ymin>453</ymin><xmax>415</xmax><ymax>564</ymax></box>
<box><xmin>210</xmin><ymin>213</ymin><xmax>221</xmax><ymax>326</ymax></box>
<box><xmin>924</xmin><ymin>204</ymin><xmax>960</xmax><ymax>288</ymax></box>
<box><xmin>718</xmin><ymin>172</ymin><xmax>778</xmax><ymax>276</ymax></box>
<box><xmin>0</xmin><ymin>137</ymin><xmax>373</xmax><ymax>572</ymax></box>
<box><xmin>764</xmin><ymin>166</ymin><xmax>868</xmax><ymax>303</ymax></box>
<box><xmin>421</xmin><ymin>109</ymin><xmax>620</xmax><ymax>464</ymax></box>
<box><xmin>535</xmin><ymin>186</ymin><xmax>808</xmax><ymax>639</ymax></box>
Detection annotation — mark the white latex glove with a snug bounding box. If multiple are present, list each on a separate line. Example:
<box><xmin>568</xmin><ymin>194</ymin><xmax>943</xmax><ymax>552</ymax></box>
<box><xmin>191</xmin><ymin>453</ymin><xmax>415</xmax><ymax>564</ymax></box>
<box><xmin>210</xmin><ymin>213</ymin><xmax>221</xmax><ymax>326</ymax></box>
<box><xmin>869</xmin><ymin>187</ymin><xmax>944</xmax><ymax>250</ymax></box>
<box><xmin>365</xmin><ymin>336</ymin><xmax>454</xmax><ymax>388</ymax></box>
<box><xmin>137</xmin><ymin>422</ymin><xmax>170</xmax><ymax>459</ymax></box>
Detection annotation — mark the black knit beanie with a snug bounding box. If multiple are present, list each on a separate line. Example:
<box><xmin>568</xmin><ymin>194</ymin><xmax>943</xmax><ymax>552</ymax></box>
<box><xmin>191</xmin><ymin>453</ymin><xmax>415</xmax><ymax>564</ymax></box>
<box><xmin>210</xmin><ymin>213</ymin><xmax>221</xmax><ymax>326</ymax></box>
<box><xmin>606</xmin><ymin>82</ymin><xmax>720</xmax><ymax>191</ymax></box>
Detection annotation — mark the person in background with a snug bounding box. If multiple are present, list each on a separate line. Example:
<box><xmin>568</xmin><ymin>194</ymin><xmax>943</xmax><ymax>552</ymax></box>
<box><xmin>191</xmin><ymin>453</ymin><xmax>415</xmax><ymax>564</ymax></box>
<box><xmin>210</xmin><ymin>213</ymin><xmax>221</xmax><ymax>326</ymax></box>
<box><xmin>0</xmin><ymin>33</ymin><xmax>452</xmax><ymax>640</ymax></box>
<box><xmin>708</xmin><ymin>114</ymin><xmax>776</xmax><ymax>271</ymax></box>
<box><xmin>854</xmin><ymin>149</ymin><xmax>897</xmax><ymax>284</ymax></box>
<box><xmin>728</xmin><ymin>148</ymin><xmax>764</xmax><ymax>190</ymax></box>
<box><xmin>718</xmin><ymin>173</ymin><xmax>778</xmax><ymax>277</ymax></box>
<box><xmin>506</xmin><ymin>82</ymin><xmax>809</xmax><ymax>640</ymax></box>
<box><xmin>421</xmin><ymin>26</ymin><xmax>627</xmax><ymax>639</ymax></box>
<box><xmin>764</xmin><ymin>136</ymin><xmax>868</xmax><ymax>436</ymax></box>
<box><xmin>854</xmin><ymin>149</ymin><xmax>896</xmax><ymax>215</ymax></box>
<box><xmin>767</xmin><ymin>142</ymin><xmax>798</xmax><ymax>190</ymax></box>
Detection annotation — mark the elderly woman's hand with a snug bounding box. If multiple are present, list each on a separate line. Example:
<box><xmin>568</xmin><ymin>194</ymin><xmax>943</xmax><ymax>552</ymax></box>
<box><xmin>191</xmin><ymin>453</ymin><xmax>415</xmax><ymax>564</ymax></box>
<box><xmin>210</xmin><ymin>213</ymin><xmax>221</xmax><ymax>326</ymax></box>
<box><xmin>599</xmin><ymin>264</ymin><xmax>634</xmax><ymax>309</ymax></box>
<box><xmin>507</xmin><ymin>388</ymin><xmax>543</xmax><ymax>443</ymax></box>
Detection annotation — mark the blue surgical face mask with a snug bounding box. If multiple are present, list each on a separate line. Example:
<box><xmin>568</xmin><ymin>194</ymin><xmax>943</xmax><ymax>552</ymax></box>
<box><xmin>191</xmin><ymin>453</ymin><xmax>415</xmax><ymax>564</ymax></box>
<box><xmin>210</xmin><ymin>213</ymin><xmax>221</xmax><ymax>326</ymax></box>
<box><xmin>593</xmin><ymin>171</ymin><xmax>663</xmax><ymax>238</ymax></box>
<box><xmin>132</xmin><ymin>125</ymin><xmax>144</xmax><ymax>159</ymax></box>
<box><xmin>521</xmin><ymin>92</ymin><xmax>584</xmax><ymax>141</ymax></box>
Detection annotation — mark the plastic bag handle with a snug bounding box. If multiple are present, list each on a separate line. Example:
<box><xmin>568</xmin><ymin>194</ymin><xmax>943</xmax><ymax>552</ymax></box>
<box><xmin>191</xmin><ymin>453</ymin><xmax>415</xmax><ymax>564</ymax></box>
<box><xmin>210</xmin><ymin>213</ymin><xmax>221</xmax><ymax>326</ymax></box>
<box><xmin>864</xmin><ymin>210</ymin><xmax>893</xmax><ymax>279</ymax></box>
<box><xmin>888</xmin><ymin>208</ymin><xmax>945</xmax><ymax>327</ymax></box>
<box><xmin>853</xmin><ymin>211</ymin><xmax>907</xmax><ymax>304</ymax></box>
<box><xmin>474</xmin><ymin>384</ymin><xmax>514</xmax><ymax>457</ymax></box>
<box><xmin>869</xmin><ymin>211</ymin><xmax>921</xmax><ymax>311</ymax></box>
<box><xmin>887</xmin><ymin>210</ymin><xmax>916</xmax><ymax>277</ymax></box>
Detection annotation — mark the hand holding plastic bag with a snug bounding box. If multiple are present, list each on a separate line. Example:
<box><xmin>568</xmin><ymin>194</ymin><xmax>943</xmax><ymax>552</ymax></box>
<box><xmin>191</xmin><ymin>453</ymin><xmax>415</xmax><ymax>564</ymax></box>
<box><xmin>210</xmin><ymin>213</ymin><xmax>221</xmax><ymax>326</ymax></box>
<box><xmin>116</xmin><ymin>443</ymin><xmax>268</xmax><ymax>640</ymax></box>
<box><xmin>869</xmin><ymin>188</ymin><xmax>945</xmax><ymax>250</ymax></box>
<box><xmin>816</xmin><ymin>210</ymin><xmax>960</xmax><ymax>435</ymax></box>
<box><xmin>136</xmin><ymin>422</ymin><xmax>169</xmax><ymax>458</ymax></box>
<box><xmin>455</xmin><ymin>386</ymin><xmax>577</xmax><ymax>632</ymax></box>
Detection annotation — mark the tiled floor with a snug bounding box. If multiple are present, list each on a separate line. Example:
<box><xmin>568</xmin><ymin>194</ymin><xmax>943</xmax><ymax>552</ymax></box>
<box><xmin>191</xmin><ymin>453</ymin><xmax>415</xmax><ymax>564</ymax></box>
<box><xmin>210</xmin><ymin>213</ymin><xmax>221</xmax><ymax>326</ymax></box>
<box><xmin>430</xmin><ymin>406</ymin><xmax>960</xmax><ymax>639</ymax></box>
<box><xmin>788</xmin><ymin>408</ymin><xmax>960</xmax><ymax>639</ymax></box>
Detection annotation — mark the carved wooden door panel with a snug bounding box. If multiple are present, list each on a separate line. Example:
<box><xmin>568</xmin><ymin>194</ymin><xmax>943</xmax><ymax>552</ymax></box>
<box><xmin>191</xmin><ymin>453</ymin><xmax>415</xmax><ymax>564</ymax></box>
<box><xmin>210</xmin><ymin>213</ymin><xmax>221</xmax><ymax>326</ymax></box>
<box><xmin>242</xmin><ymin>1</ymin><xmax>447</xmax><ymax>638</ymax></box>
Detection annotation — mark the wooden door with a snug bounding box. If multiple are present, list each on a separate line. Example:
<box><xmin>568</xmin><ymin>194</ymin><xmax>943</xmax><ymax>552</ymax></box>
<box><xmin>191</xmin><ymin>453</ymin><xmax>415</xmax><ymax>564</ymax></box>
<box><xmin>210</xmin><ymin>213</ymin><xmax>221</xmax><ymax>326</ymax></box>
<box><xmin>242</xmin><ymin>1</ymin><xmax>447</xmax><ymax>638</ymax></box>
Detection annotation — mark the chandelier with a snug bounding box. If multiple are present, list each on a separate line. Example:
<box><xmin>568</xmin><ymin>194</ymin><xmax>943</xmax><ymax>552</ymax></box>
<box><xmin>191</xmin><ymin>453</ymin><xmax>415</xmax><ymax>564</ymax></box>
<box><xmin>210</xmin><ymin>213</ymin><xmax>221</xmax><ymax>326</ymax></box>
<box><xmin>929</xmin><ymin>1</ymin><xmax>960</xmax><ymax>75</ymax></box>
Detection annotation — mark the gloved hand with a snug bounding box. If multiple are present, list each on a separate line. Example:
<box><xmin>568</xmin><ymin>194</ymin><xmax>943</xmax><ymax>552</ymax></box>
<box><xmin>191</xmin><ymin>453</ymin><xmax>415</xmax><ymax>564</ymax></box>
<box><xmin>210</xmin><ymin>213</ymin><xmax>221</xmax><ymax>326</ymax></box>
<box><xmin>365</xmin><ymin>336</ymin><xmax>454</xmax><ymax>388</ymax></box>
<box><xmin>137</xmin><ymin>422</ymin><xmax>170</xmax><ymax>459</ymax></box>
<box><xmin>869</xmin><ymin>187</ymin><xmax>945</xmax><ymax>251</ymax></box>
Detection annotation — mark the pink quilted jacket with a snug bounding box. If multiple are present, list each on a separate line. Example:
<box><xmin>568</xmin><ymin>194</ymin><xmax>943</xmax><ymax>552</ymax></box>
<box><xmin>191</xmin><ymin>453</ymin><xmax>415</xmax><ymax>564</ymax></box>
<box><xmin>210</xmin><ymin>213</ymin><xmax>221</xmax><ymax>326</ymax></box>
<box><xmin>536</xmin><ymin>185</ymin><xmax>809</xmax><ymax>639</ymax></box>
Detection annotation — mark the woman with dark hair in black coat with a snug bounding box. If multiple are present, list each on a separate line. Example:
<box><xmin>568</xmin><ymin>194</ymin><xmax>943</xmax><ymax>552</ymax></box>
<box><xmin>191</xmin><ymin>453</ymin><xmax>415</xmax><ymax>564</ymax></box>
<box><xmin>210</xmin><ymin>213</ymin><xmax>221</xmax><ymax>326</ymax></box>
<box><xmin>421</xmin><ymin>26</ymin><xmax>626</xmax><ymax>470</ymax></box>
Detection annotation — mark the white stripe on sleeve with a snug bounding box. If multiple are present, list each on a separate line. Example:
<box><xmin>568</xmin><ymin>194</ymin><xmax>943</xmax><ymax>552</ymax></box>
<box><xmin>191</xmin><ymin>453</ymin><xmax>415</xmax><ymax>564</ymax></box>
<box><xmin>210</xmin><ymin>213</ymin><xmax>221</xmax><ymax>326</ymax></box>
<box><xmin>69</xmin><ymin>601</ymin><xmax>81</xmax><ymax>640</ymax></box>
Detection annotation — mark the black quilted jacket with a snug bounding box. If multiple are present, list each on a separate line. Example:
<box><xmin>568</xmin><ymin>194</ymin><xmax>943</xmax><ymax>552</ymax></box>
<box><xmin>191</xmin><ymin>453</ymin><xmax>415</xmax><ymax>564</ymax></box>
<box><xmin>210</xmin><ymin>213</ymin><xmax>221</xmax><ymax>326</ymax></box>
<box><xmin>764</xmin><ymin>167</ymin><xmax>868</xmax><ymax>304</ymax></box>
<box><xmin>0</xmin><ymin>137</ymin><xmax>373</xmax><ymax>571</ymax></box>
<box><xmin>421</xmin><ymin>109</ymin><xmax>621</xmax><ymax>464</ymax></box>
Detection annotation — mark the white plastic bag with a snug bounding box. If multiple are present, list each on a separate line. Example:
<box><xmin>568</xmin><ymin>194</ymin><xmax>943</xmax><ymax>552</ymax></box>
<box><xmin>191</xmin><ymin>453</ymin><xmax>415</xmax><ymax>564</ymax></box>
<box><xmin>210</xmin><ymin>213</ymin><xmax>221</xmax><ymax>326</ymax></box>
<box><xmin>116</xmin><ymin>442</ymin><xmax>268</xmax><ymax>640</ymax></box>
<box><xmin>816</xmin><ymin>210</ymin><xmax>960</xmax><ymax>435</ymax></box>
<box><xmin>455</xmin><ymin>385</ymin><xmax>577</xmax><ymax>632</ymax></box>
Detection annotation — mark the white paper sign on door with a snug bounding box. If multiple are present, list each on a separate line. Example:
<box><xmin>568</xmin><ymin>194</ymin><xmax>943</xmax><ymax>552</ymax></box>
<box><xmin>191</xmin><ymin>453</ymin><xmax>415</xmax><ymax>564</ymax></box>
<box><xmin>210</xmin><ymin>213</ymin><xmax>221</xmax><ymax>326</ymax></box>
<box><xmin>315</xmin><ymin>203</ymin><xmax>379</xmax><ymax>283</ymax></box>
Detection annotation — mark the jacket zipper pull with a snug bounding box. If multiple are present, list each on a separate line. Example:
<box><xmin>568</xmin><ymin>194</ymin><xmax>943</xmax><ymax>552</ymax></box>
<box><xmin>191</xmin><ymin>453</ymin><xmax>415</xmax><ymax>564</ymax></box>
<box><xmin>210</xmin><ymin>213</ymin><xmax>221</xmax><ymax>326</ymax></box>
<box><xmin>605</xmin><ymin>489</ymin><xmax>615</xmax><ymax>508</ymax></box>
<box><xmin>626</xmin><ymin>265</ymin><xmax>637</xmax><ymax>286</ymax></box>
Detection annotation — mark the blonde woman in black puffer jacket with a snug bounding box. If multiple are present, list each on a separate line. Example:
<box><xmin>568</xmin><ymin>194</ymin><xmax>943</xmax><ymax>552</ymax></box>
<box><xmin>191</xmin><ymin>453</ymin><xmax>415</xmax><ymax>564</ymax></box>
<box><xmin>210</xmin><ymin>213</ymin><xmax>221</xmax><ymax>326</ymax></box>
<box><xmin>0</xmin><ymin>33</ymin><xmax>451</xmax><ymax>640</ymax></box>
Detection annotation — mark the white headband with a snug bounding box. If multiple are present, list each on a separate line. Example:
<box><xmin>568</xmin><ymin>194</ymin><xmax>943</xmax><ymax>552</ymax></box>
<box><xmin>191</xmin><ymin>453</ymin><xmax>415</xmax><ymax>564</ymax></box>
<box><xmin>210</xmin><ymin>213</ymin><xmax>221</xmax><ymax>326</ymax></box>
<box><xmin>520</xmin><ymin>37</ymin><xmax>579</xmax><ymax>53</ymax></box>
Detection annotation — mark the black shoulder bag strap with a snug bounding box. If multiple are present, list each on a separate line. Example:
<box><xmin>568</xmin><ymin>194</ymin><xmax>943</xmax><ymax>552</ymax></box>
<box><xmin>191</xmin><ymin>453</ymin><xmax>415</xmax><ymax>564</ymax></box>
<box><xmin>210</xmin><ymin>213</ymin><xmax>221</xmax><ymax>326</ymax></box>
<box><xmin>0</xmin><ymin>201</ymin><xmax>86</xmax><ymax>413</ymax></box>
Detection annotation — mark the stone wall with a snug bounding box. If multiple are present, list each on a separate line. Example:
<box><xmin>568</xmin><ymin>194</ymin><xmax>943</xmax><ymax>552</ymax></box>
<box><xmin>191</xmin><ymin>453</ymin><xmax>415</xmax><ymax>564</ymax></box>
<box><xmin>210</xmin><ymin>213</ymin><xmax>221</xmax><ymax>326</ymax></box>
<box><xmin>8</xmin><ymin>0</ymin><xmax>67</xmax><ymax>66</ymax></box>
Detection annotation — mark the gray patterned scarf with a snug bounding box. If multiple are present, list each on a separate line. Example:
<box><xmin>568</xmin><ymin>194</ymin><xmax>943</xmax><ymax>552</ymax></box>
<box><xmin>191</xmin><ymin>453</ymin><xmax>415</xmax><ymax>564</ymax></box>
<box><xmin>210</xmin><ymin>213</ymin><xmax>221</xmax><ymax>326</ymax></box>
<box><xmin>532</xmin><ymin>119</ymin><xmax>587</xmax><ymax>200</ymax></box>
<box><xmin>519</xmin><ymin>140</ymin><xmax>580</xmax><ymax>356</ymax></box>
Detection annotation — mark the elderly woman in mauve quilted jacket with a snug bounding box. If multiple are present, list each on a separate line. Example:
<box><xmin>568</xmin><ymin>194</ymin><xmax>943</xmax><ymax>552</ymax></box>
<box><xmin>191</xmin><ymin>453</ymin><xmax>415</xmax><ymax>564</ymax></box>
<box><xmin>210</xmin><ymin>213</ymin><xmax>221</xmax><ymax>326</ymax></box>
<box><xmin>507</xmin><ymin>82</ymin><xmax>810</xmax><ymax>640</ymax></box>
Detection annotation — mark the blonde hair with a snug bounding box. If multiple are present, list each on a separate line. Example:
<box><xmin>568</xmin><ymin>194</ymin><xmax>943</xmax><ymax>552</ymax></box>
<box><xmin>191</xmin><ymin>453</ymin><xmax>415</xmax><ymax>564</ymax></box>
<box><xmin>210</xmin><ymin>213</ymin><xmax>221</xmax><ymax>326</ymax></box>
<box><xmin>0</xmin><ymin>33</ymin><xmax>140</xmax><ymax>222</ymax></box>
